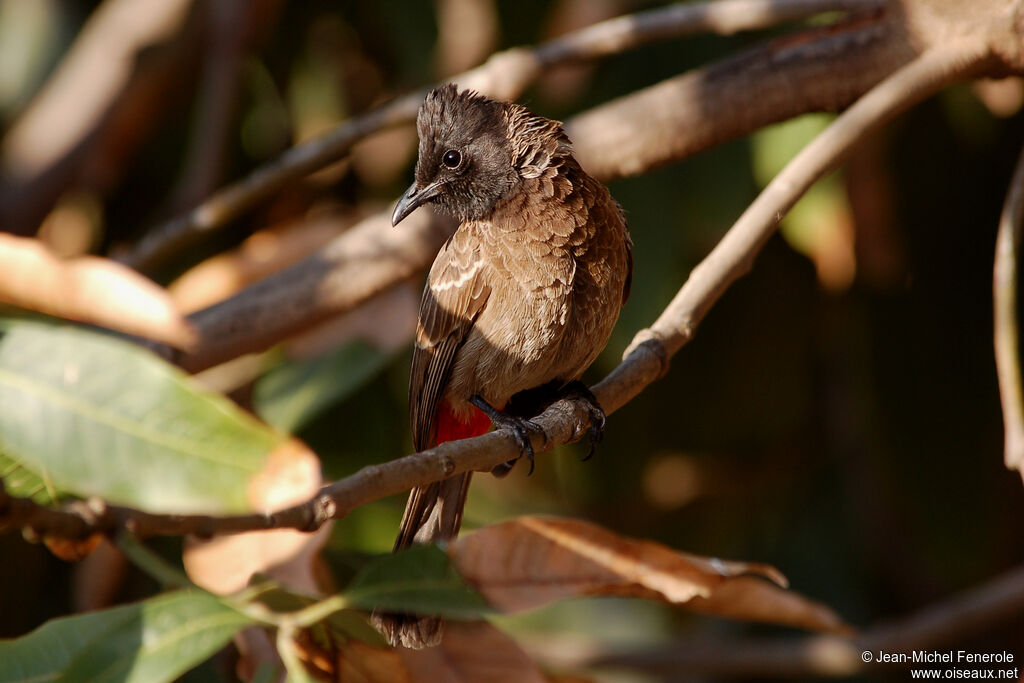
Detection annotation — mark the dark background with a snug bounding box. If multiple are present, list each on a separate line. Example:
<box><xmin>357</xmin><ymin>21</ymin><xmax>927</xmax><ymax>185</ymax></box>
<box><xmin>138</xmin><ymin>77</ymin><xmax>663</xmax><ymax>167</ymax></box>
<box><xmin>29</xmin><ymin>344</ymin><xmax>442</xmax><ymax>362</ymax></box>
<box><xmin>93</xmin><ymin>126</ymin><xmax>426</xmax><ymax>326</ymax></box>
<box><xmin>1</xmin><ymin>0</ymin><xmax>1022</xmax><ymax>678</ymax></box>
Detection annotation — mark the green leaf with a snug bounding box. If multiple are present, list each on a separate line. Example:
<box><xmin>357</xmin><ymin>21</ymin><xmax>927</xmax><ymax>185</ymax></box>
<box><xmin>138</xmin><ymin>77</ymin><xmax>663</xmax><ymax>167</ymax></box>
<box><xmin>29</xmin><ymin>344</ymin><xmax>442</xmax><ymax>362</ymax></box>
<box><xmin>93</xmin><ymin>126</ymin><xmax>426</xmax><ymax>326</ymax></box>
<box><xmin>0</xmin><ymin>590</ymin><xmax>252</xmax><ymax>683</ymax></box>
<box><xmin>0</xmin><ymin>317</ymin><xmax>285</xmax><ymax>514</ymax></box>
<box><xmin>0</xmin><ymin>602</ymin><xmax>138</xmax><ymax>683</ymax></box>
<box><xmin>0</xmin><ymin>448</ymin><xmax>60</xmax><ymax>505</ymax></box>
<box><xmin>254</xmin><ymin>341</ymin><xmax>392</xmax><ymax>433</ymax></box>
<box><xmin>342</xmin><ymin>545</ymin><xmax>492</xmax><ymax>618</ymax></box>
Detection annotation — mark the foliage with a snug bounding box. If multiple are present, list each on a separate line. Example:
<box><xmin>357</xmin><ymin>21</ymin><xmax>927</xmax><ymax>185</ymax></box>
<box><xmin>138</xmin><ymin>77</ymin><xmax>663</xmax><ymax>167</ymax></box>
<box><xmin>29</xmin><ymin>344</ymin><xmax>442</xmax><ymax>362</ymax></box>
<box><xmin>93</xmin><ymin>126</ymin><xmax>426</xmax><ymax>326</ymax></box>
<box><xmin>0</xmin><ymin>0</ymin><xmax>1022</xmax><ymax>680</ymax></box>
<box><xmin>0</xmin><ymin>317</ymin><xmax>287</xmax><ymax>514</ymax></box>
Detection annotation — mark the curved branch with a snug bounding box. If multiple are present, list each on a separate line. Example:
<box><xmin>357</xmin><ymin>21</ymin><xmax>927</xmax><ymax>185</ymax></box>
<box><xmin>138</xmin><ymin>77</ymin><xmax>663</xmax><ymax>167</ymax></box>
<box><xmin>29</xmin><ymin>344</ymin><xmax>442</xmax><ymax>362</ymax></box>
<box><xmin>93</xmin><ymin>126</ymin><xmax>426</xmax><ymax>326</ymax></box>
<box><xmin>178</xmin><ymin>14</ymin><xmax>908</xmax><ymax>373</ymax></box>
<box><xmin>1</xmin><ymin>41</ymin><xmax>990</xmax><ymax>543</ymax></box>
<box><xmin>632</xmin><ymin>41</ymin><xmax>993</xmax><ymax>366</ymax></box>
<box><xmin>121</xmin><ymin>0</ymin><xmax>879</xmax><ymax>272</ymax></box>
<box><xmin>994</xmin><ymin>145</ymin><xmax>1024</xmax><ymax>481</ymax></box>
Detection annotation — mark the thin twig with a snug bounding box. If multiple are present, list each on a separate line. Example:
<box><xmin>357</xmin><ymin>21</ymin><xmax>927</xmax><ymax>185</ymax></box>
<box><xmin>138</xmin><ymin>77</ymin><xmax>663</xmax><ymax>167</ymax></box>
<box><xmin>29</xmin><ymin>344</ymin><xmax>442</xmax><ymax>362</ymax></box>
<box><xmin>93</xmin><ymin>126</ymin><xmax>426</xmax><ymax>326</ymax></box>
<box><xmin>178</xmin><ymin>14</ymin><xmax>905</xmax><ymax>373</ymax></box>
<box><xmin>0</xmin><ymin>42</ymin><xmax>990</xmax><ymax>543</ymax></box>
<box><xmin>121</xmin><ymin>0</ymin><xmax>878</xmax><ymax>272</ymax></box>
<box><xmin>994</xmin><ymin>145</ymin><xmax>1024</xmax><ymax>481</ymax></box>
<box><xmin>122</xmin><ymin>94</ymin><xmax>423</xmax><ymax>273</ymax></box>
<box><xmin>542</xmin><ymin>563</ymin><xmax>1024</xmax><ymax>678</ymax></box>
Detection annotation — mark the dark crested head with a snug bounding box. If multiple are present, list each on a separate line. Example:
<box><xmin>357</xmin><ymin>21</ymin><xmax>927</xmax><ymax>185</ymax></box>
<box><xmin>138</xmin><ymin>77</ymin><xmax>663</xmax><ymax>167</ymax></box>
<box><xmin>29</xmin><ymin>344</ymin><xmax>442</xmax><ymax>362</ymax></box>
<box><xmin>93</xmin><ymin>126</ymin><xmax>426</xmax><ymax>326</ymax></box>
<box><xmin>392</xmin><ymin>84</ymin><xmax>569</xmax><ymax>226</ymax></box>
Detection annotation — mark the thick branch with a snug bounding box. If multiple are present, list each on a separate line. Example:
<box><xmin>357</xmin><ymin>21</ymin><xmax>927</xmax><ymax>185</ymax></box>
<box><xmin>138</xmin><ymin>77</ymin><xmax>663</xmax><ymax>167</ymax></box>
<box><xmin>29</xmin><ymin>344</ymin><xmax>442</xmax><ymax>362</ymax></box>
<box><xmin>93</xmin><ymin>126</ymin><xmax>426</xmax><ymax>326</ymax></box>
<box><xmin>568</xmin><ymin>9</ymin><xmax>914</xmax><ymax>179</ymax></box>
<box><xmin>532</xmin><ymin>0</ymin><xmax>879</xmax><ymax>63</ymax></box>
<box><xmin>121</xmin><ymin>0</ymin><xmax>878</xmax><ymax>272</ymax></box>
<box><xmin>177</xmin><ymin>14</ymin><xmax>908</xmax><ymax>373</ymax></box>
<box><xmin>2</xmin><ymin>41</ymin><xmax>989</xmax><ymax>544</ymax></box>
<box><xmin>179</xmin><ymin>209</ymin><xmax>456</xmax><ymax>371</ymax></box>
<box><xmin>994</xmin><ymin>145</ymin><xmax>1024</xmax><ymax>481</ymax></box>
<box><xmin>549</xmin><ymin>563</ymin><xmax>1024</xmax><ymax>678</ymax></box>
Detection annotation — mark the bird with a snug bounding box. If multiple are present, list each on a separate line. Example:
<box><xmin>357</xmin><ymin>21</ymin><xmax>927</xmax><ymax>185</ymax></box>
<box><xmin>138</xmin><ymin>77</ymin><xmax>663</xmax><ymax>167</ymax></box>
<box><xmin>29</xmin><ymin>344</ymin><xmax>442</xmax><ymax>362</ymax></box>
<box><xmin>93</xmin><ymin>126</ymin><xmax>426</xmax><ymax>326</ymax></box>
<box><xmin>374</xmin><ymin>84</ymin><xmax>632</xmax><ymax>649</ymax></box>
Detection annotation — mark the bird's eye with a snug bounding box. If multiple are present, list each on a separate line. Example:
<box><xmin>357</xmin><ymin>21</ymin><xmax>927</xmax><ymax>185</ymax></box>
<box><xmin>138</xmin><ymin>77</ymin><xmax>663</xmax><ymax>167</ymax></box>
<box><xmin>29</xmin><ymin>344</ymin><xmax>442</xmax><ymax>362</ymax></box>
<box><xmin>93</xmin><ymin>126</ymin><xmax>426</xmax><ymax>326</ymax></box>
<box><xmin>441</xmin><ymin>149</ymin><xmax>462</xmax><ymax>169</ymax></box>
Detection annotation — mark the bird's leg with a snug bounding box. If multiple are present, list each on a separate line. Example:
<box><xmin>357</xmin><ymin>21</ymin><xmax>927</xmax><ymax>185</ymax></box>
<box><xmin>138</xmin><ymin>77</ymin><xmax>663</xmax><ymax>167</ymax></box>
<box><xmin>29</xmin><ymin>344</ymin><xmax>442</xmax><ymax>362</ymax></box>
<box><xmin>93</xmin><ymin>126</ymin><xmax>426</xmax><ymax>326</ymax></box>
<box><xmin>469</xmin><ymin>394</ymin><xmax>546</xmax><ymax>476</ymax></box>
<box><xmin>559</xmin><ymin>381</ymin><xmax>606</xmax><ymax>461</ymax></box>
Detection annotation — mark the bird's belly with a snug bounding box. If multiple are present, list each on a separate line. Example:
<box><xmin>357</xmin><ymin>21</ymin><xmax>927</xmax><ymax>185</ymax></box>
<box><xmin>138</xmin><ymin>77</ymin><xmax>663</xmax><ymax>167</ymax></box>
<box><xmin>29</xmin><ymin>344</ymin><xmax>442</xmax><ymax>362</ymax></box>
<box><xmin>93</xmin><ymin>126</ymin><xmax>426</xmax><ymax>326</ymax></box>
<box><xmin>443</xmin><ymin>276</ymin><xmax>621</xmax><ymax>412</ymax></box>
<box><xmin>446</xmin><ymin>290</ymin><xmax>565</xmax><ymax>403</ymax></box>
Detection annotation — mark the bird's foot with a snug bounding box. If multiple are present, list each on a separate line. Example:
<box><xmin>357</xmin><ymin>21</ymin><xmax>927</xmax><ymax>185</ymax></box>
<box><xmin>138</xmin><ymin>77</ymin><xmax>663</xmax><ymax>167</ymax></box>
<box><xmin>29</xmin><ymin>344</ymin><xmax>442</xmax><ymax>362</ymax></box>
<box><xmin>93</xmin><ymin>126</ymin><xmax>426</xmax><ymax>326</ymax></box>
<box><xmin>470</xmin><ymin>394</ymin><xmax>546</xmax><ymax>476</ymax></box>
<box><xmin>561</xmin><ymin>381</ymin><xmax>606</xmax><ymax>461</ymax></box>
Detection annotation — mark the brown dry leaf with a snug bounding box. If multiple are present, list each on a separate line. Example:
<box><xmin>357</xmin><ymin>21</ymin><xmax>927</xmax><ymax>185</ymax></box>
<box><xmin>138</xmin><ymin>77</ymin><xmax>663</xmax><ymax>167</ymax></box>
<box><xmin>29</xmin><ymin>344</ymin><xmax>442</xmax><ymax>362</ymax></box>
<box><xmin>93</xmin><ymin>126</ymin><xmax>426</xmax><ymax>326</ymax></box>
<box><xmin>0</xmin><ymin>234</ymin><xmax>195</xmax><ymax>348</ymax></box>
<box><xmin>184</xmin><ymin>438</ymin><xmax>328</xmax><ymax>595</ymax></box>
<box><xmin>336</xmin><ymin>639</ymin><xmax>411</xmax><ymax>683</ymax></box>
<box><xmin>246</xmin><ymin>439</ymin><xmax>321</xmax><ymax>513</ymax></box>
<box><xmin>42</xmin><ymin>531</ymin><xmax>103</xmax><ymax>562</ymax></box>
<box><xmin>398</xmin><ymin>621</ymin><xmax>546</xmax><ymax>683</ymax></box>
<box><xmin>332</xmin><ymin>622</ymin><xmax>545</xmax><ymax>683</ymax></box>
<box><xmin>185</xmin><ymin>438</ymin><xmax>329</xmax><ymax>680</ymax></box>
<box><xmin>449</xmin><ymin>516</ymin><xmax>849</xmax><ymax>634</ymax></box>
<box><xmin>687</xmin><ymin>575</ymin><xmax>853</xmax><ymax>634</ymax></box>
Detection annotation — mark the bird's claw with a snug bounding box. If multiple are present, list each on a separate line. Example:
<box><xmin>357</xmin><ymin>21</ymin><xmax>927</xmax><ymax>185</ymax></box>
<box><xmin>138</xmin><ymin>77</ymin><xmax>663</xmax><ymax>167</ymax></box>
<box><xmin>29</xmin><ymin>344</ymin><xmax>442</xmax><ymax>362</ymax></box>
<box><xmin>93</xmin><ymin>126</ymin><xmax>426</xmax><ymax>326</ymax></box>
<box><xmin>582</xmin><ymin>409</ymin><xmax>605</xmax><ymax>461</ymax></box>
<box><xmin>562</xmin><ymin>381</ymin><xmax>606</xmax><ymax>461</ymax></box>
<box><xmin>510</xmin><ymin>418</ymin><xmax>543</xmax><ymax>475</ymax></box>
<box><xmin>470</xmin><ymin>395</ymin><xmax>546</xmax><ymax>476</ymax></box>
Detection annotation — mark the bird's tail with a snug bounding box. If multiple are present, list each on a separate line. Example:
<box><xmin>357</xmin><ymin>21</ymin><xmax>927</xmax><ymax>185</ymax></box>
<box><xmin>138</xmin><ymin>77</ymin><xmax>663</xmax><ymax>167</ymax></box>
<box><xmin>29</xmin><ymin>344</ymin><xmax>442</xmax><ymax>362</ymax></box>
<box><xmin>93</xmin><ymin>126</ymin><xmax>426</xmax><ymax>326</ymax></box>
<box><xmin>373</xmin><ymin>401</ymin><xmax>490</xmax><ymax>649</ymax></box>
<box><xmin>372</xmin><ymin>472</ymin><xmax>472</xmax><ymax>648</ymax></box>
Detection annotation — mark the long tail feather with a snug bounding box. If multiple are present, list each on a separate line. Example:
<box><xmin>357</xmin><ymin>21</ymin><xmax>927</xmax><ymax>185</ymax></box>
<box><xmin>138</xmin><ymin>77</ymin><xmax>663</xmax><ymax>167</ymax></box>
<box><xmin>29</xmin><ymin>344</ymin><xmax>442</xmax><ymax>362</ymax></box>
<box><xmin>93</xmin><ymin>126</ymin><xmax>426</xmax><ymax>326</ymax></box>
<box><xmin>373</xmin><ymin>472</ymin><xmax>472</xmax><ymax>648</ymax></box>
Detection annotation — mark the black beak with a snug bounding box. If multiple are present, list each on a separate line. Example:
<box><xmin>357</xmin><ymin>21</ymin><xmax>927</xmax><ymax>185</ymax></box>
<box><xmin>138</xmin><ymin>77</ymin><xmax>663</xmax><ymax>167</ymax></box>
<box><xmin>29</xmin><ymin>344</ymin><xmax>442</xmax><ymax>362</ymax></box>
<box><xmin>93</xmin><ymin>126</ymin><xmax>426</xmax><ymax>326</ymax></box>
<box><xmin>392</xmin><ymin>180</ymin><xmax>444</xmax><ymax>226</ymax></box>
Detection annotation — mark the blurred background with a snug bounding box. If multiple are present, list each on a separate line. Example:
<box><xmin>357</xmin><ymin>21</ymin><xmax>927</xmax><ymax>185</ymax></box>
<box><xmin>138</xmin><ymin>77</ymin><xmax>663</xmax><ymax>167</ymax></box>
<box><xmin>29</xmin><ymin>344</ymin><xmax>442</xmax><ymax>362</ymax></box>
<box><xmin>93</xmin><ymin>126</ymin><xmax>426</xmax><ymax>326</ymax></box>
<box><xmin>1</xmin><ymin>0</ymin><xmax>1023</xmax><ymax>679</ymax></box>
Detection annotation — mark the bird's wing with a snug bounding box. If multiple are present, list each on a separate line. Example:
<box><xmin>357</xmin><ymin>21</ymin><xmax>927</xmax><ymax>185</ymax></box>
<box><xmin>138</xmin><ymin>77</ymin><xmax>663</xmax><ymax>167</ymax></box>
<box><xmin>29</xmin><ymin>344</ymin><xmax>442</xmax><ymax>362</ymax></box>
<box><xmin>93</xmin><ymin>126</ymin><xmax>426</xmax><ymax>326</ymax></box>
<box><xmin>618</xmin><ymin>202</ymin><xmax>634</xmax><ymax>305</ymax></box>
<box><xmin>409</xmin><ymin>227</ymin><xmax>491</xmax><ymax>451</ymax></box>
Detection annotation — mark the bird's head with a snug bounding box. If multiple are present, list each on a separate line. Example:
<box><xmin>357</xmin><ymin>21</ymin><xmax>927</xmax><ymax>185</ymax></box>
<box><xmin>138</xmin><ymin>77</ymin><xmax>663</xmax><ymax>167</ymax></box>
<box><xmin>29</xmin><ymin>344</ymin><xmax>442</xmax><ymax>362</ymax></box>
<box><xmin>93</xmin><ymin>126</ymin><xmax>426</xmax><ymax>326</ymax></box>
<box><xmin>392</xmin><ymin>84</ymin><xmax>569</xmax><ymax>226</ymax></box>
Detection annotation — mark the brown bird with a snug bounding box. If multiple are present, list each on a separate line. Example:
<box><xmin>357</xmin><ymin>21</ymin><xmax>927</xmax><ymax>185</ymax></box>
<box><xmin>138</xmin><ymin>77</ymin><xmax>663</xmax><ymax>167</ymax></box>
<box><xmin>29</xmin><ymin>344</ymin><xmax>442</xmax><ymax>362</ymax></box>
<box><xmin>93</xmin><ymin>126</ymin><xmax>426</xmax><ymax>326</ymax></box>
<box><xmin>375</xmin><ymin>84</ymin><xmax>632</xmax><ymax>649</ymax></box>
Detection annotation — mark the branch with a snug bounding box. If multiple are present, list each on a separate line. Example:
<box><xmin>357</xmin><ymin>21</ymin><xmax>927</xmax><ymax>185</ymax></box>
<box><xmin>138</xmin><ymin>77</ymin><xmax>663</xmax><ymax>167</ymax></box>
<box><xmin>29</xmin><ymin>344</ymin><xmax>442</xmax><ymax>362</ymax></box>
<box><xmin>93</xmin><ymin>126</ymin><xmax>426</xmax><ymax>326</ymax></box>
<box><xmin>1</xmin><ymin>41</ymin><xmax>990</xmax><ymax>543</ymax></box>
<box><xmin>568</xmin><ymin>8</ymin><xmax>912</xmax><ymax>180</ymax></box>
<box><xmin>531</xmin><ymin>0</ymin><xmax>878</xmax><ymax>63</ymax></box>
<box><xmin>0</xmin><ymin>0</ymin><xmax>202</xmax><ymax>236</ymax></box>
<box><xmin>177</xmin><ymin>12</ymin><xmax>906</xmax><ymax>373</ymax></box>
<box><xmin>994</xmin><ymin>145</ymin><xmax>1024</xmax><ymax>482</ymax></box>
<box><xmin>178</xmin><ymin>209</ymin><xmax>457</xmax><ymax>372</ymax></box>
<box><xmin>631</xmin><ymin>42</ymin><xmax>993</xmax><ymax>365</ymax></box>
<box><xmin>539</xmin><ymin>563</ymin><xmax>1024</xmax><ymax>678</ymax></box>
<box><xmin>120</xmin><ymin>0</ymin><xmax>879</xmax><ymax>272</ymax></box>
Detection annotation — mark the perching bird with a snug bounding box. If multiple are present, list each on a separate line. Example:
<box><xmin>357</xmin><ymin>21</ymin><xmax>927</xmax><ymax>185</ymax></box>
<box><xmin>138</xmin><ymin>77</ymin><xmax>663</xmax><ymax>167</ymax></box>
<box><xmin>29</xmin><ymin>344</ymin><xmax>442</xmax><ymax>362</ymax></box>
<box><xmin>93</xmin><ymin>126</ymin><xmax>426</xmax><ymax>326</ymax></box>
<box><xmin>375</xmin><ymin>84</ymin><xmax>632</xmax><ymax>649</ymax></box>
